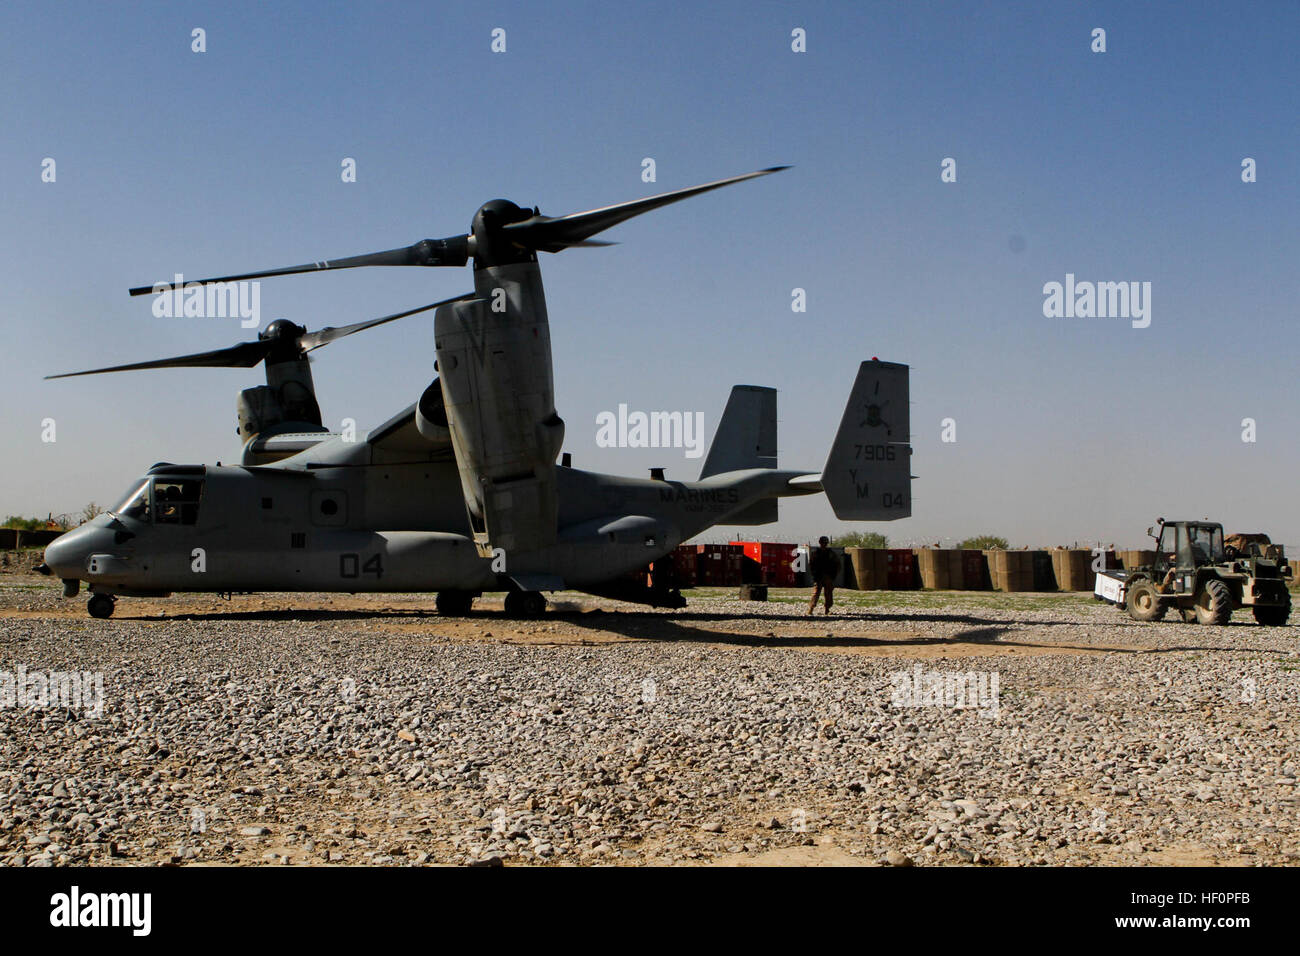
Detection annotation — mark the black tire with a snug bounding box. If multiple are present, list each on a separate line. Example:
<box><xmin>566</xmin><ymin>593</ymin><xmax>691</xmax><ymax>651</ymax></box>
<box><xmin>519</xmin><ymin>591</ymin><xmax>546</xmax><ymax>618</ymax></box>
<box><xmin>1253</xmin><ymin>601</ymin><xmax>1291</xmax><ymax>627</ymax></box>
<box><xmin>87</xmin><ymin>594</ymin><xmax>114</xmax><ymax>619</ymax></box>
<box><xmin>1194</xmin><ymin>578</ymin><xmax>1233</xmax><ymax>626</ymax></box>
<box><xmin>435</xmin><ymin>590</ymin><xmax>474</xmax><ymax>616</ymax></box>
<box><xmin>505</xmin><ymin>591</ymin><xmax>546</xmax><ymax>618</ymax></box>
<box><xmin>1126</xmin><ymin>580</ymin><xmax>1167</xmax><ymax>622</ymax></box>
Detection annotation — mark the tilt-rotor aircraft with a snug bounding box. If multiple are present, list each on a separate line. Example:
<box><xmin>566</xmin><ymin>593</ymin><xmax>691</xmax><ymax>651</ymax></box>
<box><xmin>40</xmin><ymin>168</ymin><xmax>913</xmax><ymax>618</ymax></box>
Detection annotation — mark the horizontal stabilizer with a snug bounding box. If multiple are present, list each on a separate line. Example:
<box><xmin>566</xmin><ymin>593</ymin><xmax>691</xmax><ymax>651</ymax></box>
<box><xmin>722</xmin><ymin>499</ymin><xmax>778</xmax><ymax>525</ymax></box>
<box><xmin>821</xmin><ymin>360</ymin><xmax>911</xmax><ymax>520</ymax></box>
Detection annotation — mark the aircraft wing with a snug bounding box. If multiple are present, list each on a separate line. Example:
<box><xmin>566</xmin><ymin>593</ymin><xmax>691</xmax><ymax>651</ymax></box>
<box><xmin>365</xmin><ymin>404</ymin><xmax>456</xmax><ymax>460</ymax></box>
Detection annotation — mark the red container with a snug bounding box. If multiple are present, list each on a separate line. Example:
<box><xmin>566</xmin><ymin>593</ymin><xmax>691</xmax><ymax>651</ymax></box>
<box><xmin>694</xmin><ymin>544</ymin><xmax>744</xmax><ymax>586</ymax></box>
<box><xmin>731</xmin><ymin>541</ymin><xmax>798</xmax><ymax>587</ymax></box>
<box><xmin>668</xmin><ymin>546</ymin><xmax>698</xmax><ymax>588</ymax></box>
<box><xmin>885</xmin><ymin>548</ymin><xmax>916</xmax><ymax>589</ymax></box>
<box><xmin>961</xmin><ymin>550</ymin><xmax>988</xmax><ymax>590</ymax></box>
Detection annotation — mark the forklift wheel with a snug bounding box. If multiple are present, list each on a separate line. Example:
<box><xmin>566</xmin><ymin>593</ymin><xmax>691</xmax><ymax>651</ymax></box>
<box><xmin>1126</xmin><ymin>580</ymin><xmax>1166</xmax><ymax>622</ymax></box>
<box><xmin>1253</xmin><ymin>602</ymin><xmax>1291</xmax><ymax>627</ymax></box>
<box><xmin>1194</xmin><ymin>579</ymin><xmax>1233</xmax><ymax>626</ymax></box>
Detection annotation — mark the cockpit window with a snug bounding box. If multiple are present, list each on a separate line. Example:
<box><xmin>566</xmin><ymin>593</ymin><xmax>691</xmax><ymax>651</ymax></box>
<box><xmin>115</xmin><ymin>480</ymin><xmax>152</xmax><ymax>522</ymax></box>
<box><xmin>153</xmin><ymin>478</ymin><xmax>204</xmax><ymax>525</ymax></box>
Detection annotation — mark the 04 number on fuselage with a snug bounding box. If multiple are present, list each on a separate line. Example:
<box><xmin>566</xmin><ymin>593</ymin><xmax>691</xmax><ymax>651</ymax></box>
<box><xmin>339</xmin><ymin>553</ymin><xmax>383</xmax><ymax>579</ymax></box>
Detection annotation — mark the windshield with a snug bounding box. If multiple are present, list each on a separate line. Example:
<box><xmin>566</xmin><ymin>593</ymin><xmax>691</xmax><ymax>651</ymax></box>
<box><xmin>114</xmin><ymin>480</ymin><xmax>152</xmax><ymax>522</ymax></box>
<box><xmin>1189</xmin><ymin>525</ymin><xmax>1224</xmax><ymax>564</ymax></box>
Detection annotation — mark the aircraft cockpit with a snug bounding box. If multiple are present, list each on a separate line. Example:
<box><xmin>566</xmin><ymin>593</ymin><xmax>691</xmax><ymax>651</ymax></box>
<box><xmin>113</xmin><ymin>467</ymin><xmax>206</xmax><ymax>526</ymax></box>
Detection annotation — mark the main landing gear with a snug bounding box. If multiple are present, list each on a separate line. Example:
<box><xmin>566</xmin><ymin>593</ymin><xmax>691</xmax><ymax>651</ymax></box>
<box><xmin>435</xmin><ymin>590</ymin><xmax>476</xmax><ymax>616</ymax></box>
<box><xmin>503</xmin><ymin>590</ymin><xmax>547</xmax><ymax>618</ymax></box>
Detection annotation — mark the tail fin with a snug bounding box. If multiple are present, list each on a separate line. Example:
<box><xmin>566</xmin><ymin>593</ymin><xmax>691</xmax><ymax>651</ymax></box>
<box><xmin>700</xmin><ymin>385</ymin><xmax>777</xmax><ymax>478</ymax></box>
<box><xmin>821</xmin><ymin>360</ymin><xmax>912</xmax><ymax>520</ymax></box>
<box><xmin>701</xmin><ymin>384</ymin><xmax>777</xmax><ymax>525</ymax></box>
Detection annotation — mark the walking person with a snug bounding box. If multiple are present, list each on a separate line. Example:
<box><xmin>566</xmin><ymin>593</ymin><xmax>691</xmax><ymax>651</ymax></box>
<box><xmin>807</xmin><ymin>536</ymin><xmax>841</xmax><ymax>615</ymax></box>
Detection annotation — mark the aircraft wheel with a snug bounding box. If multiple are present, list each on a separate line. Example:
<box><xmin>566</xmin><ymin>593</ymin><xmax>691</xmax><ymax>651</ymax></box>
<box><xmin>1194</xmin><ymin>579</ymin><xmax>1232</xmax><ymax>626</ymax></box>
<box><xmin>435</xmin><ymin>590</ymin><xmax>474</xmax><ymax>616</ymax></box>
<box><xmin>87</xmin><ymin>594</ymin><xmax>115</xmax><ymax>619</ymax></box>
<box><xmin>505</xmin><ymin>591</ymin><xmax>546</xmax><ymax>618</ymax></box>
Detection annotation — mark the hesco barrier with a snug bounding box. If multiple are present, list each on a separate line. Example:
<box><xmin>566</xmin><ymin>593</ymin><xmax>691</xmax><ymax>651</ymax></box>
<box><xmin>859</xmin><ymin>548</ymin><xmax>992</xmax><ymax>591</ymax></box>
<box><xmin>668</xmin><ymin>543</ymin><xmax>1160</xmax><ymax>593</ymax></box>
<box><xmin>913</xmin><ymin>548</ymin><xmax>962</xmax><ymax>589</ymax></box>
<box><xmin>847</xmin><ymin>548</ymin><xmax>888</xmax><ymax>590</ymax></box>
<box><xmin>1051</xmin><ymin>549</ymin><xmax>1095</xmax><ymax>592</ymax></box>
<box><xmin>1119</xmin><ymin>549</ymin><xmax>1157</xmax><ymax>570</ymax></box>
<box><xmin>0</xmin><ymin>528</ymin><xmax>63</xmax><ymax>549</ymax></box>
<box><xmin>984</xmin><ymin>550</ymin><xmax>1034</xmax><ymax>592</ymax></box>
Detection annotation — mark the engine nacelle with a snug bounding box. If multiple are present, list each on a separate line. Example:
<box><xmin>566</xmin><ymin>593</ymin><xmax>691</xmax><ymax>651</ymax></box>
<box><xmin>434</xmin><ymin>267</ymin><xmax>564</xmax><ymax>557</ymax></box>
<box><xmin>236</xmin><ymin>357</ymin><xmax>323</xmax><ymax>440</ymax></box>
<box><xmin>414</xmin><ymin>378</ymin><xmax>453</xmax><ymax>444</ymax></box>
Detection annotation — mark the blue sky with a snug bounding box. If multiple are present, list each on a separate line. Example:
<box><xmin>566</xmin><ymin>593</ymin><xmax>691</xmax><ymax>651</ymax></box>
<box><xmin>3</xmin><ymin>0</ymin><xmax>1297</xmax><ymax>548</ymax></box>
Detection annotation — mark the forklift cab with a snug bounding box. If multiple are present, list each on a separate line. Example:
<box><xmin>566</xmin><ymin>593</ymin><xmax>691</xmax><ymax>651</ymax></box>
<box><xmin>1150</xmin><ymin>520</ymin><xmax>1224</xmax><ymax>575</ymax></box>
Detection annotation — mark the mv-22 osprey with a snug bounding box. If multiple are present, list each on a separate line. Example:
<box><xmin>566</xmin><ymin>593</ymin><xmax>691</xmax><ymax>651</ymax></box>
<box><xmin>40</xmin><ymin>168</ymin><xmax>913</xmax><ymax>619</ymax></box>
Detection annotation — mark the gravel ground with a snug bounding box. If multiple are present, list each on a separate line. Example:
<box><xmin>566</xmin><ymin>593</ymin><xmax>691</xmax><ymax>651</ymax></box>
<box><xmin>1</xmin><ymin>576</ymin><xmax>1297</xmax><ymax>867</ymax></box>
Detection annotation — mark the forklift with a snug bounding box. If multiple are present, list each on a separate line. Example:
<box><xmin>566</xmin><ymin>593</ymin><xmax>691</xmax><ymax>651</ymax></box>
<box><xmin>1094</xmin><ymin>519</ymin><xmax>1292</xmax><ymax>626</ymax></box>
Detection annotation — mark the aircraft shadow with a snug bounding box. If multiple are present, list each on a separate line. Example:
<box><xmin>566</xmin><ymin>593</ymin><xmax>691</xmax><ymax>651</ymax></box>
<box><xmin>556</xmin><ymin>614</ymin><xmax>1135</xmax><ymax>655</ymax></box>
<box><xmin>113</xmin><ymin>601</ymin><xmax>1282</xmax><ymax>655</ymax></box>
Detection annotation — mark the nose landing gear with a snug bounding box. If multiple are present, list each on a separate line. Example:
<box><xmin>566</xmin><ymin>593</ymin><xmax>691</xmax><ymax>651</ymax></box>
<box><xmin>87</xmin><ymin>593</ymin><xmax>116</xmax><ymax>619</ymax></box>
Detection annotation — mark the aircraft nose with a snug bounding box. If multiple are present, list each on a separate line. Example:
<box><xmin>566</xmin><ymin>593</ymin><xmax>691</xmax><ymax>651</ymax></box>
<box><xmin>43</xmin><ymin>528</ymin><xmax>90</xmax><ymax>578</ymax></box>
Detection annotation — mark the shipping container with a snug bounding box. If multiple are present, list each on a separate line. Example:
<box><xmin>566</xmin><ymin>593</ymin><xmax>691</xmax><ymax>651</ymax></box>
<box><xmin>693</xmin><ymin>544</ymin><xmax>744</xmax><ymax>586</ymax></box>
<box><xmin>960</xmin><ymin>550</ymin><xmax>989</xmax><ymax>590</ymax></box>
<box><xmin>668</xmin><ymin>546</ymin><xmax>697</xmax><ymax>588</ymax></box>
<box><xmin>886</xmin><ymin>548</ymin><xmax>917</xmax><ymax>589</ymax></box>
<box><xmin>730</xmin><ymin>541</ymin><xmax>799</xmax><ymax>587</ymax></box>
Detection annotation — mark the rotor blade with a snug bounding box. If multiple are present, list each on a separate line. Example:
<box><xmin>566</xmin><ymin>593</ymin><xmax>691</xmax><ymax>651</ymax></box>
<box><xmin>45</xmin><ymin>340</ymin><xmax>272</xmax><ymax>379</ymax></box>
<box><xmin>502</xmin><ymin>166</ymin><xmax>789</xmax><ymax>253</ymax></box>
<box><xmin>299</xmin><ymin>293</ymin><xmax>476</xmax><ymax>351</ymax></box>
<box><xmin>128</xmin><ymin>235</ymin><xmax>472</xmax><ymax>296</ymax></box>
